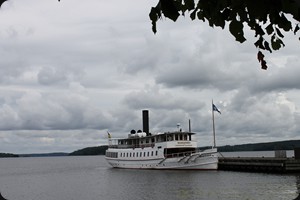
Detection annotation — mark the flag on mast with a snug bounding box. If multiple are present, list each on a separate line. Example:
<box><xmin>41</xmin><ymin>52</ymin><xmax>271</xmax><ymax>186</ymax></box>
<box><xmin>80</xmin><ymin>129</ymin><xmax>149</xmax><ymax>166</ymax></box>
<box><xmin>211</xmin><ymin>101</ymin><xmax>221</xmax><ymax>148</ymax></box>
<box><xmin>107</xmin><ymin>131</ymin><xmax>112</xmax><ymax>146</ymax></box>
<box><xmin>212</xmin><ymin>104</ymin><xmax>221</xmax><ymax>114</ymax></box>
<box><xmin>107</xmin><ymin>131</ymin><xmax>111</xmax><ymax>139</ymax></box>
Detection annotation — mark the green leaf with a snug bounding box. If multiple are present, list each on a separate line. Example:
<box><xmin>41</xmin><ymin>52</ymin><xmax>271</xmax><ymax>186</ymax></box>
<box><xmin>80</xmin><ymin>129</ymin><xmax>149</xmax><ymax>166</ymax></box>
<box><xmin>160</xmin><ymin>0</ymin><xmax>180</xmax><ymax>22</ymax></box>
<box><xmin>210</xmin><ymin>11</ymin><xmax>226</xmax><ymax>29</ymax></box>
<box><xmin>278</xmin><ymin>13</ymin><xmax>292</xmax><ymax>31</ymax></box>
<box><xmin>149</xmin><ymin>7</ymin><xmax>159</xmax><ymax>33</ymax></box>
<box><xmin>221</xmin><ymin>8</ymin><xmax>231</xmax><ymax>21</ymax></box>
<box><xmin>229</xmin><ymin>20</ymin><xmax>246</xmax><ymax>43</ymax></box>
<box><xmin>264</xmin><ymin>41</ymin><xmax>272</xmax><ymax>53</ymax></box>
<box><xmin>266</xmin><ymin>24</ymin><xmax>274</xmax><ymax>35</ymax></box>
<box><xmin>254</xmin><ymin>37</ymin><xmax>265</xmax><ymax>49</ymax></box>
<box><xmin>197</xmin><ymin>10</ymin><xmax>205</xmax><ymax>21</ymax></box>
<box><xmin>271</xmin><ymin>38</ymin><xmax>281</xmax><ymax>50</ymax></box>
<box><xmin>257</xmin><ymin>51</ymin><xmax>264</xmax><ymax>62</ymax></box>
<box><xmin>294</xmin><ymin>24</ymin><xmax>300</xmax><ymax>35</ymax></box>
<box><xmin>257</xmin><ymin>51</ymin><xmax>268</xmax><ymax>70</ymax></box>
<box><xmin>261</xmin><ymin>60</ymin><xmax>268</xmax><ymax>70</ymax></box>
<box><xmin>149</xmin><ymin>7</ymin><xmax>158</xmax><ymax>22</ymax></box>
<box><xmin>271</xmin><ymin>33</ymin><xmax>280</xmax><ymax>50</ymax></box>
<box><xmin>190</xmin><ymin>9</ymin><xmax>197</xmax><ymax>20</ymax></box>
<box><xmin>278</xmin><ymin>38</ymin><xmax>285</xmax><ymax>47</ymax></box>
<box><xmin>254</xmin><ymin>24</ymin><xmax>265</xmax><ymax>37</ymax></box>
<box><xmin>229</xmin><ymin>20</ymin><xmax>242</xmax><ymax>35</ymax></box>
<box><xmin>235</xmin><ymin>34</ymin><xmax>247</xmax><ymax>43</ymax></box>
<box><xmin>282</xmin><ymin>0</ymin><xmax>299</xmax><ymax>19</ymax></box>
<box><xmin>184</xmin><ymin>0</ymin><xmax>195</xmax><ymax>11</ymax></box>
<box><xmin>275</xmin><ymin>27</ymin><xmax>284</xmax><ymax>38</ymax></box>
<box><xmin>0</xmin><ymin>0</ymin><xmax>7</xmax><ymax>7</ymax></box>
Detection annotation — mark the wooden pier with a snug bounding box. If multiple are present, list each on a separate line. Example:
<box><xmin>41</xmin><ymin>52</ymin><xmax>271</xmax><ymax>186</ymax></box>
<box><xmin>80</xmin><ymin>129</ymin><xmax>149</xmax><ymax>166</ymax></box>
<box><xmin>218</xmin><ymin>157</ymin><xmax>300</xmax><ymax>173</ymax></box>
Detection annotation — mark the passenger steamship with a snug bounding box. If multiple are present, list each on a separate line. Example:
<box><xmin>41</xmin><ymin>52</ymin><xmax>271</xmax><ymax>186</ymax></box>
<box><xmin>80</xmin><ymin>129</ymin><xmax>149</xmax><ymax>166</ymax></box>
<box><xmin>105</xmin><ymin>110</ymin><xmax>218</xmax><ymax>170</ymax></box>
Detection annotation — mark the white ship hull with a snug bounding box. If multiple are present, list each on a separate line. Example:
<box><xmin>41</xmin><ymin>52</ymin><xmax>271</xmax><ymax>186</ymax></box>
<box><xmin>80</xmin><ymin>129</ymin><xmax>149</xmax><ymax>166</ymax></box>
<box><xmin>106</xmin><ymin>147</ymin><xmax>218</xmax><ymax>170</ymax></box>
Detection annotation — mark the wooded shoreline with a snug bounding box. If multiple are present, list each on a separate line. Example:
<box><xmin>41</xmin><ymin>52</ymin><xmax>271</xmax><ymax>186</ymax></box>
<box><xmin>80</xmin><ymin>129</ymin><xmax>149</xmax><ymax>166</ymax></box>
<box><xmin>2</xmin><ymin>139</ymin><xmax>300</xmax><ymax>157</ymax></box>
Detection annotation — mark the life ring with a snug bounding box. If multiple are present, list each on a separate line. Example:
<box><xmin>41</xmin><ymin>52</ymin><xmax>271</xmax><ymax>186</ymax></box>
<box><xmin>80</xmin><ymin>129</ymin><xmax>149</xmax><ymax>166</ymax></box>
<box><xmin>141</xmin><ymin>145</ymin><xmax>144</xmax><ymax>149</ymax></box>
<box><xmin>151</xmin><ymin>144</ymin><xmax>155</xmax><ymax>148</ymax></box>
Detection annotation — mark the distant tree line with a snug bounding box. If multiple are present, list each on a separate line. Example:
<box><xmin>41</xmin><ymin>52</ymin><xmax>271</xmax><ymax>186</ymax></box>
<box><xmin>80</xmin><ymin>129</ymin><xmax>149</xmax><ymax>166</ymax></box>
<box><xmin>0</xmin><ymin>153</ymin><xmax>19</xmax><ymax>158</ymax></box>
<box><xmin>2</xmin><ymin>140</ymin><xmax>300</xmax><ymax>158</ymax></box>
<box><xmin>70</xmin><ymin>140</ymin><xmax>300</xmax><ymax>156</ymax></box>
<box><xmin>69</xmin><ymin>146</ymin><xmax>108</xmax><ymax>156</ymax></box>
<box><xmin>216</xmin><ymin>140</ymin><xmax>300</xmax><ymax>152</ymax></box>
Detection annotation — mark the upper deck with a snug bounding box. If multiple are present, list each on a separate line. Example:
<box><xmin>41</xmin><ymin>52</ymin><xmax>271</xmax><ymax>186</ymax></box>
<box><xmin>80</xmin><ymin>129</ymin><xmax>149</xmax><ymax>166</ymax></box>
<box><xmin>108</xmin><ymin>131</ymin><xmax>196</xmax><ymax>149</ymax></box>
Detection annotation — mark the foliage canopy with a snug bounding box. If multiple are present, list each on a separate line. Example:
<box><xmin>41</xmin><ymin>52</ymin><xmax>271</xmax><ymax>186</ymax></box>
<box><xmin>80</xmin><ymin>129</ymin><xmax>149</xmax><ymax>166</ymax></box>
<box><xmin>149</xmin><ymin>0</ymin><xmax>300</xmax><ymax>69</ymax></box>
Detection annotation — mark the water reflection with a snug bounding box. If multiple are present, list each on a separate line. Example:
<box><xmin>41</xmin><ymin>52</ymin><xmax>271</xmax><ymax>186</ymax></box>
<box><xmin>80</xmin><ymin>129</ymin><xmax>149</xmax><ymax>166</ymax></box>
<box><xmin>293</xmin><ymin>176</ymin><xmax>300</xmax><ymax>200</ymax></box>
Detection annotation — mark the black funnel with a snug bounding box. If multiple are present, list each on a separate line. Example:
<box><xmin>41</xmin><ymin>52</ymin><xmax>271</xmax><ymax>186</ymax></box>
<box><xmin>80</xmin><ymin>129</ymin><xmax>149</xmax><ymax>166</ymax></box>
<box><xmin>142</xmin><ymin>110</ymin><xmax>149</xmax><ymax>136</ymax></box>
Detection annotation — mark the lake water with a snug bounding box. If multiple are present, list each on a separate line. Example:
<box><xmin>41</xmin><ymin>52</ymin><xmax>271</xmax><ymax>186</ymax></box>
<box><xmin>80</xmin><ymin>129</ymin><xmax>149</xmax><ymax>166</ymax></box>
<box><xmin>0</xmin><ymin>154</ymin><xmax>299</xmax><ymax>200</ymax></box>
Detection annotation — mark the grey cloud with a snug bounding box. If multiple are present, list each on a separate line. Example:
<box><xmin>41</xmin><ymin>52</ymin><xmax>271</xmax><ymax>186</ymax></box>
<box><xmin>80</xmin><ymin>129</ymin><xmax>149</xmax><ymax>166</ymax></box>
<box><xmin>248</xmin><ymin>57</ymin><xmax>300</xmax><ymax>94</ymax></box>
<box><xmin>0</xmin><ymin>129</ymin><xmax>106</xmax><ymax>154</ymax></box>
<box><xmin>155</xmin><ymin>60</ymin><xmax>253</xmax><ymax>91</ymax></box>
<box><xmin>38</xmin><ymin>67</ymin><xmax>67</xmax><ymax>85</ymax></box>
<box><xmin>1</xmin><ymin>0</ymin><xmax>300</xmax><ymax>154</ymax></box>
<box><xmin>214</xmin><ymin>91</ymin><xmax>298</xmax><ymax>145</ymax></box>
<box><xmin>123</xmin><ymin>86</ymin><xmax>205</xmax><ymax>112</ymax></box>
<box><xmin>0</xmin><ymin>104</ymin><xmax>20</xmax><ymax>130</ymax></box>
<box><xmin>0</xmin><ymin>59</ymin><xmax>28</xmax><ymax>84</ymax></box>
<box><xmin>37</xmin><ymin>66</ymin><xmax>84</xmax><ymax>87</ymax></box>
<box><xmin>155</xmin><ymin>45</ymin><xmax>300</xmax><ymax>99</ymax></box>
<box><xmin>0</xmin><ymin>89</ymin><xmax>112</xmax><ymax>131</ymax></box>
<box><xmin>153</xmin><ymin>31</ymin><xmax>258</xmax><ymax>92</ymax></box>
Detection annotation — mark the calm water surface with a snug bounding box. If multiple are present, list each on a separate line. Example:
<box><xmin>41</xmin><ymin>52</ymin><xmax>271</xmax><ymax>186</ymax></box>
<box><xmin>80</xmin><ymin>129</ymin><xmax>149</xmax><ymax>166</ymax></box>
<box><xmin>0</xmin><ymin>155</ymin><xmax>299</xmax><ymax>200</ymax></box>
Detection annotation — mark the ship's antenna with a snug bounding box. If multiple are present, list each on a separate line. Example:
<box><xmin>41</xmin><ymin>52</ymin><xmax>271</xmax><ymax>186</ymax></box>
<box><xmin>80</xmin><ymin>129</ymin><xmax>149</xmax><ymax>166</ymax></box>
<box><xmin>177</xmin><ymin>123</ymin><xmax>181</xmax><ymax>132</ymax></box>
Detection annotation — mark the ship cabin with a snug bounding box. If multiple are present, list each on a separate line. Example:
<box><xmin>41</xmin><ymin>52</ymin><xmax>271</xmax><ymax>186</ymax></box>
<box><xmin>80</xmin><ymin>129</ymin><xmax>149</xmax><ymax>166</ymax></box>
<box><xmin>108</xmin><ymin>131</ymin><xmax>198</xmax><ymax>158</ymax></box>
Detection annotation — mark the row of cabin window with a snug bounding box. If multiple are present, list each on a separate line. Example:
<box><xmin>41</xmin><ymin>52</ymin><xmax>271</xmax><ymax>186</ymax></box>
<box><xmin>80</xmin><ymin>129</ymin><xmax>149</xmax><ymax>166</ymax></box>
<box><xmin>118</xmin><ymin>138</ymin><xmax>154</xmax><ymax>145</ymax></box>
<box><xmin>119</xmin><ymin>134</ymin><xmax>191</xmax><ymax>145</ymax></box>
<box><xmin>142</xmin><ymin>134</ymin><xmax>192</xmax><ymax>143</ymax></box>
<box><xmin>174</xmin><ymin>134</ymin><xmax>191</xmax><ymax>141</ymax></box>
<box><xmin>106</xmin><ymin>152</ymin><xmax>118</xmax><ymax>158</ymax></box>
<box><xmin>120</xmin><ymin>151</ymin><xmax>158</xmax><ymax>158</ymax></box>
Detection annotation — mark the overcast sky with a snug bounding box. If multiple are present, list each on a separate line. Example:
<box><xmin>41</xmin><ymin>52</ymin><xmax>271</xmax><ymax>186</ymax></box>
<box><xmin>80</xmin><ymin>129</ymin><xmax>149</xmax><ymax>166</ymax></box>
<box><xmin>0</xmin><ymin>0</ymin><xmax>300</xmax><ymax>154</ymax></box>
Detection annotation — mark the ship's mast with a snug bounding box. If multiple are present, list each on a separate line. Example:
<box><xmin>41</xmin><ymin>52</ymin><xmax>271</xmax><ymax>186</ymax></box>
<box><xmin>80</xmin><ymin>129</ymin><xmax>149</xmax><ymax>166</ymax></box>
<box><xmin>212</xmin><ymin>100</ymin><xmax>216</xmax><ymax>148</ymax></box>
